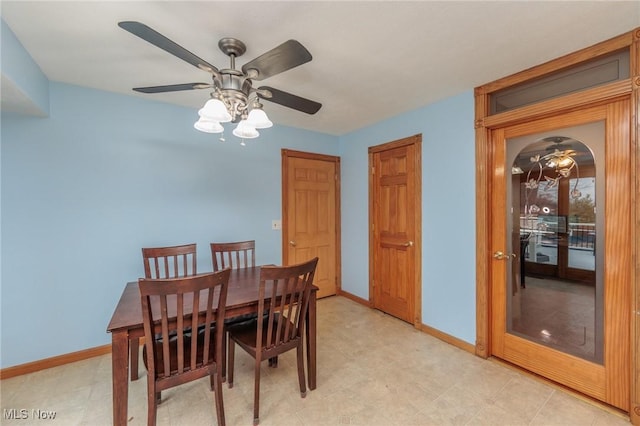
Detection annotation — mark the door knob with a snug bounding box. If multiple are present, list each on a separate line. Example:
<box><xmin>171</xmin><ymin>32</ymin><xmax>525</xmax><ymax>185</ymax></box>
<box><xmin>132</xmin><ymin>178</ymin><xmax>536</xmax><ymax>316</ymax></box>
<box><xmin>402</xmin><ymin>241</ymin><xmax>414</xmax><ymax>247</ymax></box>
<box><xmin>289</xmin><ymin>240</ymin><xmax>297</xmax><ymax>247</ymax></box>
<box><xmin>493</xmin><ymin>251</ymin><xmax>516</xmax><ymax>260</ymax></box>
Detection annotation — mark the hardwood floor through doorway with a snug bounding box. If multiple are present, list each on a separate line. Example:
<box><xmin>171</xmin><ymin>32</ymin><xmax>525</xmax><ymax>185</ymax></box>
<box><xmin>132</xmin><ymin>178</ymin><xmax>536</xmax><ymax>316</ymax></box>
<box><xmin>512</xmin><ymin>277</ymin><xmax>596</xmax><ymax>361</ymax></box>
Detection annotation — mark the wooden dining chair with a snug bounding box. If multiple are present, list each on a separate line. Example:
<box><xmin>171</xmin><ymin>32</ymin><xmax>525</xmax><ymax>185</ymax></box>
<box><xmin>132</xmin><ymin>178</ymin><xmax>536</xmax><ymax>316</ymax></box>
<box><xmin>139</xmin><ymin>269</ymin><xmax>230</xmax><ymax>426</ymax></box>
<box><xmin>210</xmin><ymin>240</ymin><xmax>255</xmax><ymax>271</ymax></box>
<box><xmin>227</xmin><ymin>257</ymin><xmax>319</xmax><ymax>425</ymax></box>
<box><xmin>142</xmin><ymin>243</ymin><xmax>198</xmax><ymax>279</ymax></box>
<box><xmin>210</xmin><ymin>240</ymin><xmax>257</xmax><ymax>379</ymax></box>
<box><xmin>130</xmin><ymin>244</ymin><xmax>198</xmax><ymax>380</ymax></box>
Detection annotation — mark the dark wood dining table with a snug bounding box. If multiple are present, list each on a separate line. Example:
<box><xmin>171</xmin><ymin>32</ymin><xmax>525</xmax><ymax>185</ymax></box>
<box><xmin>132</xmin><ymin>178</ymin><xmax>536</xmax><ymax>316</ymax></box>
<box><xmin>107</xmin><ymin>266</ymin><xmax>317</xmax><ymax>426</ymax></box>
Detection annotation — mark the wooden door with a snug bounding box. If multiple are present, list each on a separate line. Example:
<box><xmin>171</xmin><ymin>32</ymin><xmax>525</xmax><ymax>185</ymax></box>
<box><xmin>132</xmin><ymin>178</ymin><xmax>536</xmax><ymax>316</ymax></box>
<box><xmin>490</xmin><ymin>102</ymin><xmax>631</xmax><ymax>410</ymax></box>
<box><xmin>282</xmin><ymin>150</ymin><xmax>340</xmax><ymax>298</ymax></box>
<box><xmin>369</xmin><ymin>135</ymin><xmax>421</xmax><ymax>325</ymax></box>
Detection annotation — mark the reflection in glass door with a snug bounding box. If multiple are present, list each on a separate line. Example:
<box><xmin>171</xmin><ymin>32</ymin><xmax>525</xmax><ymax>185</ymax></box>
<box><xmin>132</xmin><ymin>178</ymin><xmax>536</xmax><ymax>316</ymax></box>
<box><xmin>568</xmin><ymin>176</ymin><xmax>596</xmax><ymax>272</ymax></box>
<box><xmin>507</xmin><ymin>122</ymin><xmax>603</xmax><ymax>364</ymax></box>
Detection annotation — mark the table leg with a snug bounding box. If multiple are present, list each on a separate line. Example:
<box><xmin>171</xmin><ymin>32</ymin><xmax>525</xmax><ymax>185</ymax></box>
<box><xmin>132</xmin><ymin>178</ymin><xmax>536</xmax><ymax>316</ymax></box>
<box><xmin>306</xmin><ymin>291</ymin><xmax>317</xmax><ymax>390</ymax></box>
<box><xmin>130</xmin><ymin>338</ymin><xmax>139</xmax><ymax>381</ymax></box>
<box><xmin>112</xmin><ymin>331</ymin><xmax>129</xmax><ymax>426</ymax></box>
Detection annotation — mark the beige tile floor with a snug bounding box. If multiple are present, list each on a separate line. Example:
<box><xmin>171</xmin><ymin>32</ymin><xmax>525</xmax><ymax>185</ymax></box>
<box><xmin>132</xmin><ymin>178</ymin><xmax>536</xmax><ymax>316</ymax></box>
<box><xmin>0</xmin><ymin>296</ymin><xmax>630</xmax><ymax>425</ymax></box>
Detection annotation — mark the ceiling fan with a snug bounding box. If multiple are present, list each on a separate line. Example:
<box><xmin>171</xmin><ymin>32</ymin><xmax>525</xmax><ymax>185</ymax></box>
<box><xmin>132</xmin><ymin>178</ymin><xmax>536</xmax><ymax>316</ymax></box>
<box><xmin>118</xmin><ymin>21</ymin><xmax>321</xmax><ymax>138</ymax></box>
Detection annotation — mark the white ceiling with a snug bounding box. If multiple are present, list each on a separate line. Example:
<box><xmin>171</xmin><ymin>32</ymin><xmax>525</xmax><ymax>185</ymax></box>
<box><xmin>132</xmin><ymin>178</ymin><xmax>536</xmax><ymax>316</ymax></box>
<box><xmin>2</xmin><ymin>1</ymin><xmax>638</xmax><ymax>135</ymax></box>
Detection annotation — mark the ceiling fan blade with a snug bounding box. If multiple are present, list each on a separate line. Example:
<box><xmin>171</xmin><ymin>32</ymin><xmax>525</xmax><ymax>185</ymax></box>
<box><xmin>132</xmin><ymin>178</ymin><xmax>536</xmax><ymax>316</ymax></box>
<box><xmin>133</xmin><ymin>83</ymin><xmax>212</xmax><ymax>94</ymax></box>
<box><xmin>242</xmin><ymin>40</ymin><xmax>312</xmax><ymax>80</ymax></box>
<box><xmin>258</xmin><ymin>86</ymin><xmax>322</xmax><ymax>114</ymax></box>
<box><xmin>118</xmin><ymin>21</ymin><xmax>218</xmax><ymax>73</ymax></box>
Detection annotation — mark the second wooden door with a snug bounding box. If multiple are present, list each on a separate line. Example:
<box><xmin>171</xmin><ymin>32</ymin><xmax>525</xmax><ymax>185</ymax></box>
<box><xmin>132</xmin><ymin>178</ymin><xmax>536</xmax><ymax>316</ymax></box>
<box><xmin>369</xmin><ymin>135</ymin><xmax>421</xmax><ymax>325</ymax></box>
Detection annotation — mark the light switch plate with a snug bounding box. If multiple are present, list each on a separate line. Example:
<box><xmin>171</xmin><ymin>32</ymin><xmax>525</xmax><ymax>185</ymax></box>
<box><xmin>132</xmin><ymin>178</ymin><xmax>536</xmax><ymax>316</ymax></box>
<box><xmin>271</xmin><ymin>219</ymin><xmax>282</xmax><ymax>230</ymax></box>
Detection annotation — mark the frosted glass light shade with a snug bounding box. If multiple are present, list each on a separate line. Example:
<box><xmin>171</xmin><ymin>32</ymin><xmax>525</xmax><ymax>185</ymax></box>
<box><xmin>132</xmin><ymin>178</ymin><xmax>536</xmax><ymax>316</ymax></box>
<box><xmin>247</xmin><ymin>108</ymin><xmax>273</xmax><ymax>129</ymax></box>
<box><xmin>232</xmin><ymin>119</ymin><xmax>259</xmax><ymax>139</ymax></box>
<box><xmin>194</xmin><ymin>118</ymin><xmax>224</xmax><ymax>133</ymax></box>
<box><xmin>199</xmin><ymin>98</ymin><xmax>232</xmax><ymax>123</ymax></box>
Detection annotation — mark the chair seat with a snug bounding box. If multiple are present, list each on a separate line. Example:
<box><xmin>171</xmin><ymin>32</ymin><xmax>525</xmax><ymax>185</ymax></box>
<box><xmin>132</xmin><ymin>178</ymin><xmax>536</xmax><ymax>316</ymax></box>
<box><xmin>143</xmin><ymin>328</ymin><xmax>218</xmax><ymax>376</ymax></box>
<box><xmin>224</xmin><ymin>310</ymin><xmax>272</xmax><ymax>329</ymax></box>
<box><xmin>224</xmin><ymin>313</ymin><xmax>259</xmax><ymax>326</ymax></box>
<box><xmin>229</xmin><ymin>315</ymin><xmax>300</xmax><ymax>355</ymax></box>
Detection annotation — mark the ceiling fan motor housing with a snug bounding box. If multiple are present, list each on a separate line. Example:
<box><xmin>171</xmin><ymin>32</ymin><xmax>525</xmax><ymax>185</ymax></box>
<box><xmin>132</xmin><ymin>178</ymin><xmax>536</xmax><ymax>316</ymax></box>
<box><xmin>216</xmin><ymin>71</ymin><xmax>252</xmax><ymax>120</ymax></box>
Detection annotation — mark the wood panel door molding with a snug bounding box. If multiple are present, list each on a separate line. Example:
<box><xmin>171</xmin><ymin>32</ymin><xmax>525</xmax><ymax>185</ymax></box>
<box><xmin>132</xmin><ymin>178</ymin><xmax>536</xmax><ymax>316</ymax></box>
<box><xmin>282</xmin><ymin>149</ymin><xmax>341</xmax><ymax>298</ymax></box>
<box><xmin>369</xmin><ymin>134</ymin><xmax>422</xmax><ymax>326</ymax></box>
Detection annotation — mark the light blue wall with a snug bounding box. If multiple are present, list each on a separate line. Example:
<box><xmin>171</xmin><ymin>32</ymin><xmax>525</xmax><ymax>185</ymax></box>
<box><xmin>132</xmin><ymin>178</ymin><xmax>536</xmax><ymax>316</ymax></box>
<box><xmin>1</xmin><ymin>19</ymin><xmax>49</xmax><ymax>116</ymax></box>
<box><xmin>339</xmin><ymin>92</ymin><xmax>476</xmax><ymax>344</ymax></box>
<box><xmin>1</xmin><ymin>82</ymin><xmax>337</xmax><ymax>368</ymax></box>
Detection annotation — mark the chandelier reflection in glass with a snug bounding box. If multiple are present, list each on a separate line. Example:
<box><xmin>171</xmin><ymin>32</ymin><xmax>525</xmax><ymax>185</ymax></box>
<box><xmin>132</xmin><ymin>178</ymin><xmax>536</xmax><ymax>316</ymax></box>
<box><xmin>517</xmin><ymin>136</ymin><xmax>582</xmax><ymax>220</ymax></box>
<box><xmin>194</xmin><ymin>93</ymin><xmax>272</xmax><ymax>143</ymax></box>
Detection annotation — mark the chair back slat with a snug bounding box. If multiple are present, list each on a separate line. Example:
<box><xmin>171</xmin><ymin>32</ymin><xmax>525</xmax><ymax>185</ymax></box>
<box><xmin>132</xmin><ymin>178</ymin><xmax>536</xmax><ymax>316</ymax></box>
<box><xmin>203</xmin><ymin>288</ymin><xmax>216</xmax><ymax>365</ymax></box>
<box><xmin>158</xmin><ymin>296</ymin><xmax>171</xmax><ymax>375</ymax></box>
<box><xmin>176</xmin><ymin>293</ymin><xmax>184</xmax><ymax>374</ymax></box>
<box><xmin>284</xmin><ymin>279</ymin><xmax>303</xmax><ymax>341</ymax></box>
<box><xmin>210</xmin><ymin>240</ymin><xmax>255</xmax><ymax>271</ymax></box>
<box><xmin>142</xmin><ymin>244</ymin><xmax>197</xmax><ymax>279</ymax></box>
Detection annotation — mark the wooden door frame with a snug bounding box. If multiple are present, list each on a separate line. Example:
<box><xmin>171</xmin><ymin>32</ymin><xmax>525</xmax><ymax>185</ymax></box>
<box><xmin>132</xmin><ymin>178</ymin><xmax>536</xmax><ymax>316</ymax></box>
<box><xmin>368</xmin><ymin>134</ymin><xmax>422</xmax><ymax>328</ymax></box>
<box><xmin>475</xmin><ymin>28</ymin><xmax>639</xmax><ymax>423</ymax></box>
<box><xmin>281</xmin><ymin>149</ymin><xmax>342</xmax><ymax>293</ymax></box>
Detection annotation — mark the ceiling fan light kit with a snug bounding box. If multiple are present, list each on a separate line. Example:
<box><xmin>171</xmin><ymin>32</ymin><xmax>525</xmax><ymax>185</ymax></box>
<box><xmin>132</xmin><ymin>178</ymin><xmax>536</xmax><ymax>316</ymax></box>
<box><xmin>118</xmin><ymin>21</ymin><xmax>322</xmax><ymax>145</ymax></box>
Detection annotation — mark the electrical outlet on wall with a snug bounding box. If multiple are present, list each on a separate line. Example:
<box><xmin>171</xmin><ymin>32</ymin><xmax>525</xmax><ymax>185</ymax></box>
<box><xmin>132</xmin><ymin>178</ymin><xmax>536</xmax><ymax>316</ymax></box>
<box><xmin>271</xmin><ymin>220</ymin><xmax>282</xmax><ymax>230</ymax></box>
